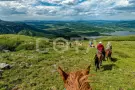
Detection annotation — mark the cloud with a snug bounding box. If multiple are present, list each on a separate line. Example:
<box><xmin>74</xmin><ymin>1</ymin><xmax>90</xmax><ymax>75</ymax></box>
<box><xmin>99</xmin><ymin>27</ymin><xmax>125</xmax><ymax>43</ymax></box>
<box><xmin>34</xmin><ymin>5</ymin><xmax>60</xmax><ymax>15</ymax></box>
<box><xmin>0</xmin><ymin>1</ymin><xmax>27</xmax><ymax>15</ymax></box>
<box><xmin>0</xmin><ymin>0</ymin><xmax>135</xmax><ymax>20</ymax></box>
<box><xmin>115</xmin><ymin>0</ymin><xmax>130</xmax><ymax>7</ymax></box>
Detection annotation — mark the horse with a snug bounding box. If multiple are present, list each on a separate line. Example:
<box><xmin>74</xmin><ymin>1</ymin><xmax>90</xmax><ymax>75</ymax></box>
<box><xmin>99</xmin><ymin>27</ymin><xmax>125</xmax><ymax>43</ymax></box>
<box><xmin>105</xmin><ymin>49</ymin><xmax>112</xmax><ymax>60</ymax></box>
<box><xmin>58</xmin><ymin>65</ymin><xmax>92</xmax><ymax>90</ymax></box>
<box><xmin>94</xmin><ymin>51</ymin><xmax>105</xmax><ymax>72</ymax></box>
<box><xmin>90</xmin><ymin>44</ymin><xmax>95</xmax><ymax>48</ymax></box>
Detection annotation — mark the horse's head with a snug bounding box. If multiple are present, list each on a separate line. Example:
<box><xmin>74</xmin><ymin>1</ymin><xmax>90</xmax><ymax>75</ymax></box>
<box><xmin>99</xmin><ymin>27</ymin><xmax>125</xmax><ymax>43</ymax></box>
<box><xmin>58</xmin><ymin>65</ymin><xmax>92</xmax><ymax>90</ymax></box>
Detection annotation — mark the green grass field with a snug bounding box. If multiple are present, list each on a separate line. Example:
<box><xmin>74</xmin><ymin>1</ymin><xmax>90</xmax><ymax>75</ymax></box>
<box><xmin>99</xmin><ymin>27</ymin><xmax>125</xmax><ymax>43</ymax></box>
<box><xmin>0</xmin><ymin>35</ymin><xmax>135</xmax><ymax>90</ymax></box>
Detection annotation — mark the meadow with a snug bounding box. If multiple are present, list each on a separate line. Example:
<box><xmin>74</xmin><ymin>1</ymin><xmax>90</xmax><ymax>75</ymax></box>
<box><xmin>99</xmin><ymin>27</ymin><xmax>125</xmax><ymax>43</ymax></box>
<box><xmin>0</xmin><ymin>35</ymin><xmax>135</xmax><ymax>90</ymax></box>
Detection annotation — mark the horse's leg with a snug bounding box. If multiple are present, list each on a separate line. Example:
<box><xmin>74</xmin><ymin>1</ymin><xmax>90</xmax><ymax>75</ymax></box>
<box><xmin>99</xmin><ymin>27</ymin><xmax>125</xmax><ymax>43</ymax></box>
<box><xmin>103</xmin><ymin>51</ymin><xmax>106</xmax><ymax>61</ymax></box>
<box><xmin>96</xmin><ymin>60</ymin><xmax>100</xmax><ymax>71</ymax></box>
<box><xmin>95</xmin><ymin>59</ymin><xmax>99</xmax><ymax>72</ymax></box>
<box><xmin>96</xmin><ymin>64</ymin><xmax>98</xmax><ymax>72</ymax></box>
<box><xmin>98</xmin><ymin>58</ymin><xmax>100</xmax><ymax>70</ymax></box>
<box><xmin>95</xmin><ymin>59</ymin><xmax>97</xmax><ymax>71</ymax></box>
<box><xmin>95</xmin><ymin>55</ymin><xmax>98</xmax><ymax>72</ymax></box>
<box><xmin>100</xmin><ymin>55</ymin><xmax>103</xmax><ymax>66</ymax></box>
<box><xmin>98</xmin><ymin>62</ymin><xmax>100</xmax><ymax>70</ymax></box>
<box><xmin>109</xmin><ymin>54</ymin><xmax>112</xmax><ymax>61</ymax></box>
<box><xmin>109</xmin><ymin>56</ymin><xmax>112</xmax><ymax>61</ymax></box>
<box><xmin>103</xmin><ymin>55</ymin><xmax>105</xmax><ymax>61</ymax></box>
<box><xmin>106</xmin><ymin>51</ymin><xmax>110</xmax><ymax>61</ymax></box>
<box><xmin>100</xmin><ymin>60</ymin><xmax>102</xmax><ymax>66</ymax></box>
<box><xmin>109</xmin><ymin>57</ymin><xmax>111</xmax><ymax>61</ymax></box>
<box><xmin>95</xmin><ymin>61</ymin><xmax>98</xmax><ymax>72</ymax></box>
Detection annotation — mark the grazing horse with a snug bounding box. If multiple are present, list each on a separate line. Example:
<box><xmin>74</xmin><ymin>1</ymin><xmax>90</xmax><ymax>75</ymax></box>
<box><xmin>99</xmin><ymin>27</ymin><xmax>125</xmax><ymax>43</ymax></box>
<box><xmin>58</xmin><ymin>65</ymin><xmax>92</xmax><ymax>90</ymax></box>
<box><xmin>105</xmin><ymin>49</ymin><xmax>112</xmax><ymax>60</ymax></box>
<box><xmin>94</xmin><ymin>51</ymin><xmax>104</xmax><ymax>72</ymax></box>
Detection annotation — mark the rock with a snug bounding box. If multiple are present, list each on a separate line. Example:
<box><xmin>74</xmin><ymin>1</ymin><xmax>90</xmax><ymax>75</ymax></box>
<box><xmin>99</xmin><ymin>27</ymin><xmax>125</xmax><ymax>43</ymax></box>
<box><xmin>0</xmin><ymin>46</ymin><xmax>4</xmax><ymax>51</ymax></box>
<box><xmin>2</xmin><ymin>50</ymin><xmax>10</xmax><ymax>53</ymax></box>
<box><xmin>0</xmin><ymin>63</ymin><xmax>11</xmax><ymax>69</ymax></box>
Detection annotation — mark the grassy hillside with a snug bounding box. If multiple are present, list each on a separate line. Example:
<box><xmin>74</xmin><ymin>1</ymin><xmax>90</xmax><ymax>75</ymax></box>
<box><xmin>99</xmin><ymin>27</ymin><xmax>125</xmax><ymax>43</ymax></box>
<box><xmin>0</xmin><ymin>35</ymin><xmax>135</xmax><ymax>90</ymax></box>
<box><xmin>100</xmin><ymin>35</ymin><xmax>135</xmax><ymax>41</ymax></box>
<box><xmin>0</xmin><ymin>34</ymin><xmax>52</xmax><ymax>51</ymax></box>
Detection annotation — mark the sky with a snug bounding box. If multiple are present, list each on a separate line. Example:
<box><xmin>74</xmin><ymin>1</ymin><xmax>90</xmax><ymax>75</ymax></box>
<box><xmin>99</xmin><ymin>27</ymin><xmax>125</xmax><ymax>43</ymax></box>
<box><xmin>0</xmin><ymin>0</ymin><xmax>135</xmax><ymax>21</ymax></box>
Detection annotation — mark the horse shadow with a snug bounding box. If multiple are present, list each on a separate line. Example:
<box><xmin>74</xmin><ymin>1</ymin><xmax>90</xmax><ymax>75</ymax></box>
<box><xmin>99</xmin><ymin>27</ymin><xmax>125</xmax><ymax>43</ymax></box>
<box><xmin>110</xmin><ymin>57</ymin><xmax>118</xmax><ymax>62</ymax></box>
<box><xmin>102</xmin><ymin>64</ymin><xmax>116</xmax><ymax>71</ymax></box>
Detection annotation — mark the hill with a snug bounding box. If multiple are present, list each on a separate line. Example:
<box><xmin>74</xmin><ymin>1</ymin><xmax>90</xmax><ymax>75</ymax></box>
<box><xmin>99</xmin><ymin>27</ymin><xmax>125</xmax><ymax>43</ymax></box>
<box><xmin>0</xmin><ymin>34</ymin><xmax>135</xmax><ymax>90</ymax></box>
<box><xmin>0</xmin><ymin>20</ymin><xmax>53</xmax><ymax>37</ymax></box>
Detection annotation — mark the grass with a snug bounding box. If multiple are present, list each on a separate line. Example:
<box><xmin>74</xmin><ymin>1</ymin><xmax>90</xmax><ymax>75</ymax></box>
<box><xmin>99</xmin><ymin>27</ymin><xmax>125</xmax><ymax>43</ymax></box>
<box><xmin>0</xmin><ymin>34</ymin><xmax>135</xmax><ymax>90</ymax></box>
<box><xmin>99</xmin><ymin>35</ymin><xmax>135</xmax><ymax>41</ymax></box>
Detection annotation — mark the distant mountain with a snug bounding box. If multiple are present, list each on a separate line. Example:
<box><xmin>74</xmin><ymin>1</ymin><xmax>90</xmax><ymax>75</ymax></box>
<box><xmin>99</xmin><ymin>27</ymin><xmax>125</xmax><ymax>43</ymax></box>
<box><xmin>116</xmin><ymin>20</ymin><xmax>135</xmax><ymax>28</ymax></box>
<box><xmin>1</xmin><ymin>20</ymin><xmax>135</xmax><ymax>39</ymax></box>
<box><xmin>0</xmin><ymin>19</ymin><xmax>52</xmax><ymax>37</ymax></box>
<box><xmin>24</xmin><ymin>20</ymin><xmax>135</xmax><ymax>31</ymax></box>
<box><xmin>79</xmin><ymin>20</ymin><xmax>135</xmax><ymax>30</ymax></box>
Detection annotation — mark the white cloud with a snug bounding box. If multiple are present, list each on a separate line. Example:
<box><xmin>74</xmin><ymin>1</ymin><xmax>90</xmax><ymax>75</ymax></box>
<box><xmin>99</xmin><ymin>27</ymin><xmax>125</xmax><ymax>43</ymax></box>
<box><xmin>115</xmin><ymin>0</ymin><xmax>130</xmax><ymax>7</ymax></box>
<box><xmin>0</xmin><ymin>0</ymin><xmax>135</xmax><ymax>20</ymax></box>
<box><xmin>34</xmin><ymin>5</ymin><xmax>60</xmax><ymax>15</ymax></box>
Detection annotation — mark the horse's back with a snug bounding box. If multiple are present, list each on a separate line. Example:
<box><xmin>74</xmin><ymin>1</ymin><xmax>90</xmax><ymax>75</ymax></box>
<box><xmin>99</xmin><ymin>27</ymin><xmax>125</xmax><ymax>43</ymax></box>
<box><xmin>97</xmin><ymin>51</ymin><xmax>103</xmax><ymax>58</ymax></box>
<box><xmin>106</xmin><ymin>49</ymin><xmax>112</xmax><ymax>56</ymax></box>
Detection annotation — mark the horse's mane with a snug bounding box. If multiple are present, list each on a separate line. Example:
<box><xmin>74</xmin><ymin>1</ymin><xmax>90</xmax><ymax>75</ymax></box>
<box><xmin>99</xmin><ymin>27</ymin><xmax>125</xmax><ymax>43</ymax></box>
<box><xmin>58</xmin><ymin>66</ymin><xmax>92</xmax><ymax>90</ymax></box>
<box><xmin>65</xmin><ymin>70</ymin><xmax>91</xmax><ymax>90</ymax></box>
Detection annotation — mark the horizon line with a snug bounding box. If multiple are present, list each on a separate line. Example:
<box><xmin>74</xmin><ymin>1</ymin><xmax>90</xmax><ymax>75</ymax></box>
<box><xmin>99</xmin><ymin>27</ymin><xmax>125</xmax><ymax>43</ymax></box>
<box><xmin>1</xmin><ymin>19</ymin><xmax>135</xmax><ymax>22</ymax></box>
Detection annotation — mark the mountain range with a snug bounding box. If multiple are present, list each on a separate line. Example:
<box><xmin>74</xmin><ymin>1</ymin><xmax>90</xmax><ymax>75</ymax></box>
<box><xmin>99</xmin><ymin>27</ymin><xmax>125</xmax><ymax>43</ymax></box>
<box><xmin>0</xmin><ymin>19</ymin><xmax>135</xmax><ymax>38</ymax></box>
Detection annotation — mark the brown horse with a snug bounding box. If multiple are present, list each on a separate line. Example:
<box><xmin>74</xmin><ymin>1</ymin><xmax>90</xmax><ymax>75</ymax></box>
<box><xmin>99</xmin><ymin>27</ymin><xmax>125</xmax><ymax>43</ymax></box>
<box><xmin>105</xmin><ymin>49</ymin><xmax>112</xmax><ymax>60</ymax></box>
<box><xmin>58</xmin><ymin>65</ymin><xmax>92</xmax><ymax>90</ymax></box>
<box><xmin>94</xmin><ymin>51</ymin><xmax>105</xmax><ymax>72</ymax></box>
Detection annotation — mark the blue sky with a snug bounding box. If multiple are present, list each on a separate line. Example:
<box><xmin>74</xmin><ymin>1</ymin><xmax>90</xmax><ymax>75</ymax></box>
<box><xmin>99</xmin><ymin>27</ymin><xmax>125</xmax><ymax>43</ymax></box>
<box><xmin>0</xmin><ymin>0</ymin><xmax>135</xmax><ymax>21</ymax></box>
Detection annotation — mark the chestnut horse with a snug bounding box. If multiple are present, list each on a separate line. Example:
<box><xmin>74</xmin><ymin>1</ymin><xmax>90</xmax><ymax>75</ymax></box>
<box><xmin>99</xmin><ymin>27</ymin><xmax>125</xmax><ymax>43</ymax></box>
<box><xmin>58</xmin><ymin>65</ymin><xmax>92</xmax><ymax>90</ymax></box>
<box><xmin>105</xmin><ymin>49</ymin><xmax>112</xmax><ymax>60</ymax></box>
<box><xmin>94</xmin><ymin>51</ymin><xmax>105</xmax><ymax>72</ymax></box>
